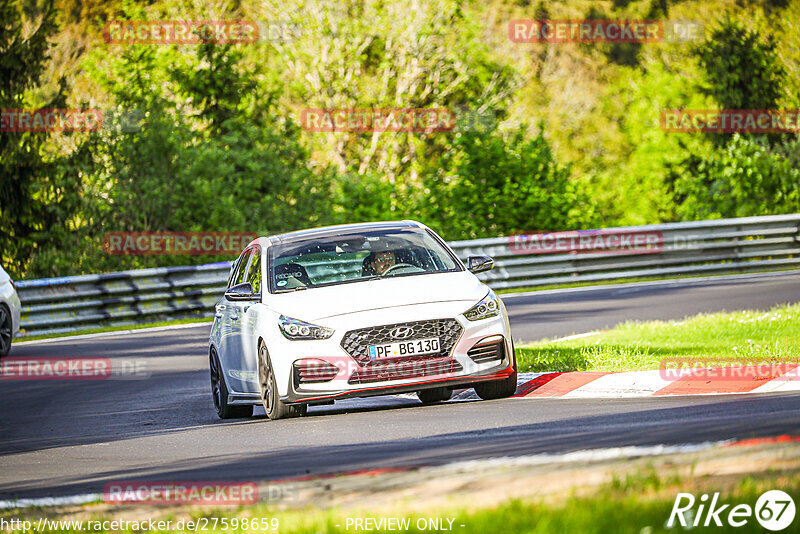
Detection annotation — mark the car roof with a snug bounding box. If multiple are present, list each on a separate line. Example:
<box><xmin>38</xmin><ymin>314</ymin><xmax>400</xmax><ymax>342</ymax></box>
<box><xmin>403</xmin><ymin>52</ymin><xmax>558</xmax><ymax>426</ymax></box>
<box><xmin>265</xmin><ymin>220</ymin><xmax>425</xmax><ymax>246</ymax></box>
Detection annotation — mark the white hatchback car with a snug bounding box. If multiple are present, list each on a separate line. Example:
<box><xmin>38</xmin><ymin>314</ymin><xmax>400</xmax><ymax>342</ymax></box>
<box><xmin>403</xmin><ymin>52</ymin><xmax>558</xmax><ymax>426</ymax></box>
<box><xmin>0</xmin><ymin>265</ymin><xmax>22</xmax><ymax>358</ymax></box>
<box><xmin>208</xmin><ymin>221</ymin><xmax>516</xmax><ymax>419</ymax></box>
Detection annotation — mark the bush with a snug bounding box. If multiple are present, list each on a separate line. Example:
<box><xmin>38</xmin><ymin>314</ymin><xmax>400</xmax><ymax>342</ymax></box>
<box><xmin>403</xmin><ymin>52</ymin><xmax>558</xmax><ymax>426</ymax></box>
<box><xmin>423</xmin><ymin>126</ymin><xmax>596</xmax><ymax>240</ymax></box>
<box><xmin>671</xmin><ymin>134</ymin><xmax>800</xmax><ymax>220</ymax></box>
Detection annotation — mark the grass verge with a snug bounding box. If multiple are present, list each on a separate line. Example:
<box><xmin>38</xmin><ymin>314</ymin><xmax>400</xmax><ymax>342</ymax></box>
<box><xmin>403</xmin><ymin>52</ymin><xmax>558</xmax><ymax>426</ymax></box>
<box><xmin>515</xmin><ymin>302</ymin><xmax>800</xmax><ymax>373</ymax></box>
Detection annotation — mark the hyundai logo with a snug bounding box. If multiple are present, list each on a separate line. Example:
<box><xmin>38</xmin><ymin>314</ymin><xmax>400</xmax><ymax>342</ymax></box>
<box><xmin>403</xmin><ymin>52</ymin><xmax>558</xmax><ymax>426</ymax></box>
<box><xmin>389</xmin><ymin>326</ymin><xmax>414</xmax><ymax>339</ymax></box>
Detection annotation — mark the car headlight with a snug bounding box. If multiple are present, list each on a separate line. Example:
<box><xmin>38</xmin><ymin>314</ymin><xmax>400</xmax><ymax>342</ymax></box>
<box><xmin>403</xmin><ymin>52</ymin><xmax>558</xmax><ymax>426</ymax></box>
<box><xmin>278</xmin><ymin>315</ymin><xmax>334</xmax><ymax>340</ymax></box>
<box><xmin>463</xmin><ymin>290</ymin><xmax>500</xmax><ymax>321</ymax></box>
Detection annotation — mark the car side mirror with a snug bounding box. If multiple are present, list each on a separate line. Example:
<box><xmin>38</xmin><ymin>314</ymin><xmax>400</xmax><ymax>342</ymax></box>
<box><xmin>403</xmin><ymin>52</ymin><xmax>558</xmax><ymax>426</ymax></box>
<box><xmin>225</xmin><ymin>282</ymin><xmax>257</xmax><ymax>301</ymax></box>
<box><xmin>467</xmin><ymin>256</ymin><xmax>494</xmax><ymax>274</ymax></box>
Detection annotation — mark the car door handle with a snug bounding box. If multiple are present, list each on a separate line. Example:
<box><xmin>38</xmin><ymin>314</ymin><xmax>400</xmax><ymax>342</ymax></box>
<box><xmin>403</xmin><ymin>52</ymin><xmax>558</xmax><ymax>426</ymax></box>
<box><xmin>230</xmin><ymin>314</ymin><xmax>239</xmax><ymax>321</ymax></box>
<box><xmin>214</xmin><ymin>312</ymin><xmax>223</xmax><ymax>318</ymax></box>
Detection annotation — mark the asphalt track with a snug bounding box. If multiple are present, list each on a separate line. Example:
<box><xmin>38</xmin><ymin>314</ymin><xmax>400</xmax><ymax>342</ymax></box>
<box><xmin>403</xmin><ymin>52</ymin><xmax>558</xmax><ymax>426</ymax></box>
<box><xmin>2</xmin><ymin>272</ymin><xmax>800</xmax><ymax>500</ymax></box>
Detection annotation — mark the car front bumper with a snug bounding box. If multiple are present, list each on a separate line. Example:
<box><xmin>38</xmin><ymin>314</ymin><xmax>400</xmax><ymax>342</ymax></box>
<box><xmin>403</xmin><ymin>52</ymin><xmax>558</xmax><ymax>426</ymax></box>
<box><xmin>282</xmin><ymin>358</ymin><xmax>515</xmax><ymax>404</ymax></box>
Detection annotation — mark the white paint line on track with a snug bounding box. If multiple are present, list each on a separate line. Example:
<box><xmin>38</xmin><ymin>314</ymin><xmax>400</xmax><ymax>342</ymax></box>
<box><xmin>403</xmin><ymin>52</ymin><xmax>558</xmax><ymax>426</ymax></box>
<box><xmin>15</xmin><ymin>322</ymin><xmax>213</xmax><ymax>346</ymax></box>
<box><xmin>432</xmin><ymin>441</ymin><xmax>729</xmax><ymax>473</ymax></box>
<box><xmin>0</xmin><ymin>493</ymin><xmax>100</xmax><ymax>509</ymax></box>
<box><xmin>499</xmin><ymin>270</ymin><xmax>800</xmax><ymax>300</ymax></box>
<box><xmin>549</xmin><ymin>331</ymin><xmax>603</xmax><ymax>342</ymax></box>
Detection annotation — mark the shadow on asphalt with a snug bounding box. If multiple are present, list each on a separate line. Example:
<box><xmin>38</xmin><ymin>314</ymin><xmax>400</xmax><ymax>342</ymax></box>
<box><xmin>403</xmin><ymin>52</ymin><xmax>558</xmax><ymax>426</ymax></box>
<box><xmin>3</xmin><ymin>391</ymin><xmax>799</xmax><ymax>499</ymax></box>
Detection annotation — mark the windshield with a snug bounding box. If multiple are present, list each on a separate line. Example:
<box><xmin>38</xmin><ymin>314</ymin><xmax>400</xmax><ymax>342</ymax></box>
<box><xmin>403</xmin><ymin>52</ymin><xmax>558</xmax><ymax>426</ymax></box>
<box><xmin>268</xmin><ymin>228</ymin><xmax>461</xmax><ymax>292</ymax></box>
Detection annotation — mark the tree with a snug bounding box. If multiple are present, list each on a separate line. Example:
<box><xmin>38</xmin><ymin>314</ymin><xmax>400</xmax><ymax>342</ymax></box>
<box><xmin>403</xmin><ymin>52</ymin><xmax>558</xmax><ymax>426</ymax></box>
<box><xmin>669</xmin><ymin>17</ymin><xmax>797</xmax><ymax>222</ymax></box>
<box><xmin>695</xmin><ymin>17</ymin><xmax>786</xmax><ymax>112</ymax></box>
<box><xmin>258</xmin><ymin>0</ymin><xmax>518</xmax><ymax>194</ymax></box>
<box><xmin>0</xmin><ymin>0</ymin><xmax>85</xmax><ymax>278</ymax></box>
<box><xmin>57</xmin><ymin>34</ymin><xmax>337</xmax><ymax>275</ymax></box>
<box><xmin>424</xmin><ymin>125</ymin><xmax>596</xmax><ymax>240</ymax></box>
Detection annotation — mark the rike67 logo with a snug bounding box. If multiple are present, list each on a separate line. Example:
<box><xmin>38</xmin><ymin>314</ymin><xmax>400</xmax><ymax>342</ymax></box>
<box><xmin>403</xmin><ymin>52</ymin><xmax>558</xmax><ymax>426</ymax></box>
<box><xmin>668</xmin><ymin>490</ymin><xmax>796</xmax><ymax>531</ymax></box>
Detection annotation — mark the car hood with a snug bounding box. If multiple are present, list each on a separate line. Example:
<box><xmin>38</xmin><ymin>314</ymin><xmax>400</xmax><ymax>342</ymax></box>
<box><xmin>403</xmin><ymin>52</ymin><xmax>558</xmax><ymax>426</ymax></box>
<box><xmin>269</xmin><ymin>271</ymin><xmax>488</xmax><ymax>321</ymax></box>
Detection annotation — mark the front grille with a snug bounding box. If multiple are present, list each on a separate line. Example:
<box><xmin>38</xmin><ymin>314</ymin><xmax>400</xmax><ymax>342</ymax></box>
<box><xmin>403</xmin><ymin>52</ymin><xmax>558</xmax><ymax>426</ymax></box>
<box><xmin>467</xmin><ymin>339</ymin><xmax>506</xmax><ymax>364</ymax></box>
<box><xmin>348</xmin><ymin>357</ymin><xmax>462</xmax><ymax>385</ymax></box>
<box><xmin>340</xmin><ymin>319</ymin><xmax>463</xmax><ymax>364</ymax></box>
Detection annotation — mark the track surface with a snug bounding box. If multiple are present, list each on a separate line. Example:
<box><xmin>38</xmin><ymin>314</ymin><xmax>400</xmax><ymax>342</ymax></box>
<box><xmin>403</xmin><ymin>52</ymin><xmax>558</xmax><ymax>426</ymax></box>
<box><xmin>2</xmin><ymin>273</ymin><xmax>800</xmax><ymax>500</ymax></box>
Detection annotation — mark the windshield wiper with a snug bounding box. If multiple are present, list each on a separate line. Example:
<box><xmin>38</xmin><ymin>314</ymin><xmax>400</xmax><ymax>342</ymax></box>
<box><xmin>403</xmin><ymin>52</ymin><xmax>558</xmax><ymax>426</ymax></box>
<box><xmin>274</xmin><ymin>286</ymin><xmax>308</xmax><ymax>293</ymax></box>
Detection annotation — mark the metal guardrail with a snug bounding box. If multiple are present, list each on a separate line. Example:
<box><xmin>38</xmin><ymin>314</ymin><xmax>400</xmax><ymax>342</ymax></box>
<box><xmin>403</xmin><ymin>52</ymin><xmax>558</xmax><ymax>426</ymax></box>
<box><xmin>15</xmin><ymin>214</ymin><xmax>800</xmax><ymax>337</ymax></box>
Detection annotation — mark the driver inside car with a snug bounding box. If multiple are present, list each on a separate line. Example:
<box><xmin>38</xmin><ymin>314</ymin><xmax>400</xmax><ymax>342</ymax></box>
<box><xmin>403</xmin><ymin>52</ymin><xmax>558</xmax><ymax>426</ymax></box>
<box><xmin>369</xmin><ymin>250</ymin><xmax>396</xmax><ymax>276</ymax></box>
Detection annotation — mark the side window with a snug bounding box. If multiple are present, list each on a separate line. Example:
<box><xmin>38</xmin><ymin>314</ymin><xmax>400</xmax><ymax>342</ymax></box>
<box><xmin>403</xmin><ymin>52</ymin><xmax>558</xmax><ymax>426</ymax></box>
<box><xmin>245</xmin><ymin>247</ymin><xmax>262</xmax><ymax>294</ymax></box>
<box><xmin>230</xmin><ymin>250</ymin><xmax>251</xmax><ymax>288</ymax></box>
<box><xmin>235</xmin><ymin>253</ymin><xmax>250</xmax><ymax>286</ymax></box>
<box><xmin>228</xmin><ymin>254</ymin><xmax>245</xmax><ymax>288</ymax></box>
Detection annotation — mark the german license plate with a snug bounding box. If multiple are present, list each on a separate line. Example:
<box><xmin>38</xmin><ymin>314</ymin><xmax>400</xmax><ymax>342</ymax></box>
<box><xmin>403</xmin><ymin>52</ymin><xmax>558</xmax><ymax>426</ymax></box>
<box><xmin>368</xmin><ymin>337</ymin><xmax>440</xmax><ymax>360</ymax></box>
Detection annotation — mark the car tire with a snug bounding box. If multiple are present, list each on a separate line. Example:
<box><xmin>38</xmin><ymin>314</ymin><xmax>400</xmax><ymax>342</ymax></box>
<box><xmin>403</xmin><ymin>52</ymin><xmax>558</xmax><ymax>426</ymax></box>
<box><xmin>474</xmin><ymin>369</ymin><xmax>518</xmax><ymax>400</ymax></box>
<box><xmin>417</xmin><ymin>387</ymin><xmax>452</xmax><ymax>404</ymax></box>
<box><xmin>210</xmin><ymin>349</ymin><xmax>253</xmax><ymax>419</ymax></box>
<box><xmin>0</xmin><ymin>304</ymin><xmax>12</xmax><ymax>358</ymax></box>
<box><xmin>258</xmin><ymin>341</ymin><xmax>306</xmax><ymax>420</ymax></box>
<box><xmin>475</xmin><ymin>344</ymin><xmax>518</xmax><ymax>400</ymax></box>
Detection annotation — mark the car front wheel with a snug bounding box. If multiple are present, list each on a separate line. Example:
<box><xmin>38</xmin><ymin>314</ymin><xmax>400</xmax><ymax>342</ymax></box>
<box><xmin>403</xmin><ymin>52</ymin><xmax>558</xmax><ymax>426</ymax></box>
<box><xmin>210</xmin><ymin>349</ymin><xmax>253</xmax><ymax>419</ymax></box>
<box><xmin>474</xmin><ymin>370</ymin><xmax>518</xmax><ymax>400</ymax></box>
<box><xmin>417</xmin><ymin>387</ymin><xmax>452</xmax><ymax>404</ymax></box>
<box><xmin>258</xmin><ymin>341</ymin><xmax>306</xmax><ymax>420</ymax></box>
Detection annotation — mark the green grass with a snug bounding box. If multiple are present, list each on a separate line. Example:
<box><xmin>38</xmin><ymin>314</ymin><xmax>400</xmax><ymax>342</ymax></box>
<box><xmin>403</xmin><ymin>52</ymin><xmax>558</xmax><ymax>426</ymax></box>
<box><xmin>17</xmin><ymin>317</ymin><xmax>211</xmax><ymax>342</ymax></box>
<box><xmin>515</xmin><ymin>302</ymin><xmax>800</xmax><ymax>373</ymax></box>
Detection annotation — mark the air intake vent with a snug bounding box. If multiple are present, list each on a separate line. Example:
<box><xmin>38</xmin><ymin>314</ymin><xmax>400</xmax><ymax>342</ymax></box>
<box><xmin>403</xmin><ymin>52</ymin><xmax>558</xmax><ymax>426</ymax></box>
<box><xmin>467</xmin><ymin>338</ymin><xmax>505</xmax><ymax>364</ymax></box>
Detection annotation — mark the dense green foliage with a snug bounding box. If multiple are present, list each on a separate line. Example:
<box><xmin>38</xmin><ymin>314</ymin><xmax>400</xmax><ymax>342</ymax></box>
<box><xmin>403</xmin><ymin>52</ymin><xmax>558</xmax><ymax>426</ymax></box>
<box><xmin>1</xmin><ymin>0</ymin><xmax>799</xmax><ymax>278</ymax></box>
<box><xmin>670</xmin><ymin>17</ymin><xmax>798</xmax><ymax>220</ymax></box>
<box><xmin>425</xmin><ymin>127</ymin><xmax>594</xmax><ymax>239</ymax></box>
<box><xmin>695</xmin><ymin>17</ymin><xmax>786</xmax><ymax>112</ymax></box>
<box><xmin>0</xmin><ymin>0</ymin><xmax>84</xmax><ymax>275</ymax></box>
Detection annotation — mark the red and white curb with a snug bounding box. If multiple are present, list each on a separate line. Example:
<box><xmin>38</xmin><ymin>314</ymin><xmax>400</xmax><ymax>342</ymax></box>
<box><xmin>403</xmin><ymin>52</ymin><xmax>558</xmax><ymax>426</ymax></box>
<box><xmin>452</xmin><ymin>365</ymin><xmax>800</xmax><ymax>400</ymax></box>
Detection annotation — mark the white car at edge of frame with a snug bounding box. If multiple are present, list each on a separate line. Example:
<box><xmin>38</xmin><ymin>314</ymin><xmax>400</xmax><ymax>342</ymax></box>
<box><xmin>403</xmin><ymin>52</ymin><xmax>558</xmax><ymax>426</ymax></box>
<box><xmin>0</xmin><ymin>265</ymin><xmax>22</xmax><ymax>358</ymax></box>
<box><xmin>208</xmin><ymin>220</ymin><xmax>516</xmax><ymax>420</ymax></box>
